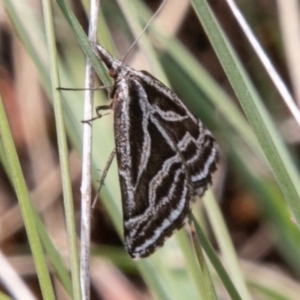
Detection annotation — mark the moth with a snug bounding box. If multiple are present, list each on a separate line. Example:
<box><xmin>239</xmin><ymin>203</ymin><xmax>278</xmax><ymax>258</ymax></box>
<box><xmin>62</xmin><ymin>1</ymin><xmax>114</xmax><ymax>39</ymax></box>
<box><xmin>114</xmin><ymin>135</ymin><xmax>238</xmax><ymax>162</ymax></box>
<box><xmin>95</xmin><ymin>45</ymin><xmax>218</xmax><ymax>259</ymax></box>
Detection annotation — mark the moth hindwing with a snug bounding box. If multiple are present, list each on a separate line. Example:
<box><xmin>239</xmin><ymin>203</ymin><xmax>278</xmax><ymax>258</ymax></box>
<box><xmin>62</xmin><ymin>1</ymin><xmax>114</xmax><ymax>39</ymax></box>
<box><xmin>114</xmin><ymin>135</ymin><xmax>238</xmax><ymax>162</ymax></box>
<box><xmin>95</xmin><ymin>45</ymin><xmax>218</xmax><ymax>259</ymax></box>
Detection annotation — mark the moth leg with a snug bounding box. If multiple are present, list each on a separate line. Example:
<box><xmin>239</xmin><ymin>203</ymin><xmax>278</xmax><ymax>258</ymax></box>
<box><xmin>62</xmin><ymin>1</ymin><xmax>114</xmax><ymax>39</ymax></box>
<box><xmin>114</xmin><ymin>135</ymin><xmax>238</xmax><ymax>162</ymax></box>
<box><xmin>92</xmin><ymin>148</ymin><xmax>116</xmax><ymax>209</ymax></box>
<box><xmin>95</xmin><ymin>104</ymin><xmax>112</xmax><ymax>118</ymax></box>
<box><xmin>82</xmin><ymin>104</ymin><xmax>112</xmax><ymax>124</ymax></box>
<box><xmin>57</xmin><ymin>86</ymin><xmax>108</xmax><ymax>91</ymax></box>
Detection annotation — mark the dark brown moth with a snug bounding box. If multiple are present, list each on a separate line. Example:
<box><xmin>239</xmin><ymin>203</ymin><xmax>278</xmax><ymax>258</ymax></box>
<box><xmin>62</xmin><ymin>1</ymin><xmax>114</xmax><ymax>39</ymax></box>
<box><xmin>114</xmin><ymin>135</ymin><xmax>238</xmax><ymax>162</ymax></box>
<box><xmin>95</xmin><ymin>45</ymin><xmax>218</xmax><ymax>259</ymax></box>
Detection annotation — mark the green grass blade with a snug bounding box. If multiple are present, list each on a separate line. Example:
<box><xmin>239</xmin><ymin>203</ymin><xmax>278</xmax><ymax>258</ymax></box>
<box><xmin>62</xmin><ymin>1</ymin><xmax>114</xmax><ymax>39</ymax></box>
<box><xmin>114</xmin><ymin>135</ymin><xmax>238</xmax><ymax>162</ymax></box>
<box><xmin>55</xmin><ymin>0</ymin><xmax>110</xmax><ymax>86</ymax></box>
<box><xmin>36</xmin><ymin>215</ymin><xmax>73</xmax><ymax>295</ymax></box>
<box><xmin>176</xmin><ymin>229</ymin><xmax>214</xmax><ymax>299</ymax></box>
<box><xmin>191</xmin><ymin>0</ymin><xmax>300</xmax><ymax>226</ymax></box>
<box><xmin>192</xmin><ymin>215</ymin><xmax>242</xmax><ymax>300</ymax></box>
<box><xmin>0</xmin><ymin>95</ymin><xmax>55</xmax><ymax>300</ymax></box>
<box><xmin>42</xmin><ymin>0</ymin><xmax>81</xmax><ymax>298</ymax></box>
<box><xmin>191</xmin><ymin>225</ymin><xmax>218</xmax><ymax>300</ymax></box>
<box><xmin>204</xmin><ymin>191</ymin><xmax>252</xmax><ymax>299</ymax></box>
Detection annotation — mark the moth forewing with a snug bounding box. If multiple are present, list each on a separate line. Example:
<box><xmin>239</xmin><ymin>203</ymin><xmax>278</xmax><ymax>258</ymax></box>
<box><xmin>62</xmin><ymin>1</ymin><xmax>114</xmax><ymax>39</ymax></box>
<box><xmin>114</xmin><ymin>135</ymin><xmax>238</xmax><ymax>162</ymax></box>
<box><xmin>95</xmin><ymin>44</ymin><xmax>218</xmax><ymax>259</ymax></box>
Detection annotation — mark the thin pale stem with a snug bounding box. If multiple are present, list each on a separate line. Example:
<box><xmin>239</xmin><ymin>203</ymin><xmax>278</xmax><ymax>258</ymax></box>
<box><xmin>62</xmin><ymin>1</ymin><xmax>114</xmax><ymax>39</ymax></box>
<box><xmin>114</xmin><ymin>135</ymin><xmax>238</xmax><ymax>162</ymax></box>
<box><xmin>80</xmin><ymin>0</ymin><xmax>99</xmax><ymax>299</ymax></box>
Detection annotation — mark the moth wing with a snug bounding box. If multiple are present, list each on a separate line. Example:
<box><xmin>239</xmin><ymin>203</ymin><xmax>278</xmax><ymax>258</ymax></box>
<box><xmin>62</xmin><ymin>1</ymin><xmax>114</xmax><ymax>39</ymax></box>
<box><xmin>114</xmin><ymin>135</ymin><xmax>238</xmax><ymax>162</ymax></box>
<box><xmin>113</xmin><ymin>70</ymin><xmax>217</xmax><ymax>258</ymax></box>
<box><xmin>138</xmin><ymin>71</ymin><xmax>218</xmax><ymax>196</ymax></box>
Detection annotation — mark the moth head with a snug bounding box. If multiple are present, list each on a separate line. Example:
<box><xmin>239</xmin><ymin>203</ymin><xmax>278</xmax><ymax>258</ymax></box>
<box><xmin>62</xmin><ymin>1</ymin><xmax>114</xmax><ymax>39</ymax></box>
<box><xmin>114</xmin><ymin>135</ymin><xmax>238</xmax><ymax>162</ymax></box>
<box><xmin>108</xmin><ymin>67</ymin><xmax>118</xmax><ymax>78</ymax></box>
<box><xmin>107</xmin><ymin>59</ymin><xmax>123</xmax><ymax>79</ymax></box>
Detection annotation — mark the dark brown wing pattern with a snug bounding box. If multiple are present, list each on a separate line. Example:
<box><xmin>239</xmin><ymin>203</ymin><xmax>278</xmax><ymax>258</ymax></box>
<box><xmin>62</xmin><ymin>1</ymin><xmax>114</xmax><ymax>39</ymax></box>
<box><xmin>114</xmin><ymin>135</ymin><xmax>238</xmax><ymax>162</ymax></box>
<box><xmin>96</xmin><ymin>45</ymin><xmax>218</xmax><ymax>259</ymax></box>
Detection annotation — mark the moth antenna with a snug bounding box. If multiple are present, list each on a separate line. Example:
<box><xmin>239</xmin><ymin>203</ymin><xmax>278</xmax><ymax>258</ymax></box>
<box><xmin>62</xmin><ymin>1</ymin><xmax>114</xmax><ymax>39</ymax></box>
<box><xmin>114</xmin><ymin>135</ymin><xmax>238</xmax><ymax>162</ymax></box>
<box><xmin>122</xmin><ymin>0</ymin><xmax>168</xmax><ymax>64</ymax></box>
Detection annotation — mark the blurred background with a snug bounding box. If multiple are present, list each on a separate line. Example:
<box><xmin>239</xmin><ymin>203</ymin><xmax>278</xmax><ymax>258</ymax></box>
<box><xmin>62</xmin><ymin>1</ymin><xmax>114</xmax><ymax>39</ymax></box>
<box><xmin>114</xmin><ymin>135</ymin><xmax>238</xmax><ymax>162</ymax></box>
<box><xmin>1</xmin><ymin>0</ymin><xmax>300</xmax><ymax>299</ymax></box>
